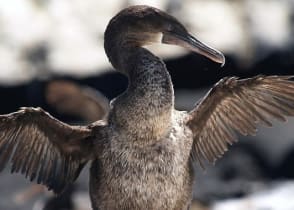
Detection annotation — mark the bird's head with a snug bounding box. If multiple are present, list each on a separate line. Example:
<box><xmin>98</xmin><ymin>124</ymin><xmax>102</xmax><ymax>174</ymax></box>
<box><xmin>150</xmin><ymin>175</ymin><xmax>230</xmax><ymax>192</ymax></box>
<box><xmin>105</xmin><ymin>5</ymin><xmax>225</xmax><ymax>66</ymax></box>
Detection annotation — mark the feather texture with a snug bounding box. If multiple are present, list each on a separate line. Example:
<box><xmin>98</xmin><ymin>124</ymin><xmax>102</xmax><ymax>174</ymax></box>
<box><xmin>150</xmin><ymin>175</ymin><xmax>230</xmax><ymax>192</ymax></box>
<box><xmin>0</xmin><ymin>107</ymin><xmax>95</xmax><ymax>193</ymax></box>
<box><xmin>186</xmin><ymin>75</ymin><xmax>294</xmax><ymax>166</ymax></box>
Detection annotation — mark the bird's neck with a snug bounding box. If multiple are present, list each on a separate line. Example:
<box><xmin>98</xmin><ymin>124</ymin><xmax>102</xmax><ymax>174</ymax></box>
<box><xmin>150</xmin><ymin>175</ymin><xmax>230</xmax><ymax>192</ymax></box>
<box><xmin>109</xmin><ymin>46</ymin><xmax>174</xmax><ymax>144</ymax></box>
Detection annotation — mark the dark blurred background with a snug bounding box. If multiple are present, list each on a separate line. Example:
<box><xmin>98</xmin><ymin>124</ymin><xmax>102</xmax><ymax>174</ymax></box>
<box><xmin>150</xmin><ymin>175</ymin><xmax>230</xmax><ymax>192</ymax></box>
<box><xmin>0</xmin><ymin>0</ymin><xmax>294</xmax><ymax>210</ymax></box>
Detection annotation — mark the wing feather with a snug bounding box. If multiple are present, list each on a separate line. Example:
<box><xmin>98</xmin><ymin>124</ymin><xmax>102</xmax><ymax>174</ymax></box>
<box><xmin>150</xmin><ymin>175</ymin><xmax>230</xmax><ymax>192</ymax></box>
<box><xmin>0</xmin><ymin>107</ymin><xmax>97</xmax><ymax>193</ymax></box>
<box><xmin>186</xmin><ymin>75</ymin><xmax>294</xmax><ymax>165</ymax></box>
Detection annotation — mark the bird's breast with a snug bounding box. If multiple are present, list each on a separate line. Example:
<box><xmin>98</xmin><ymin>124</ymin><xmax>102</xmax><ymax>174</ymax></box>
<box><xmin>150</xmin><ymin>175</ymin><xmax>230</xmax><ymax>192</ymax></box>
<box><xmin>90</xmin><ymin>112</ymin><xmax>194</xmax><ymax>209</ymax></box>
<box><xmin>108</xmin><ymin>91</ymin><xmax>174</xmax><ymax>141</ymax></box>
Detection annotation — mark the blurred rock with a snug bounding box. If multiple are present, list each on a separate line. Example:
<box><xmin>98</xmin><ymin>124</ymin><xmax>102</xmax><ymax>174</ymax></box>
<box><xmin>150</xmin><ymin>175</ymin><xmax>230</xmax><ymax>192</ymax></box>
<box><xmin>0</xmin><ymin>0</ymin><xmax>293</xmax><ymax>84</ymax></box>
<box><xmin>212</xmin><ymin>181</ymin><xmax>294</xmax><ymax>210</ymax></box>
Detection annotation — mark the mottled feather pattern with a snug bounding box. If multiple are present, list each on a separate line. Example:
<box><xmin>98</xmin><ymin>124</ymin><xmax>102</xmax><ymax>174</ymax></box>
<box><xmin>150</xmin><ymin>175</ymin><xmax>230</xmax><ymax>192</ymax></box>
<box><xmin>0</xmin><ymin>107</ymin><xmax>93</xmax><ymax>193</ymax></box>
<box><xmin>187</xmin><ymin>75</ymin><xmax>294</xmax><ymax>166</ymax></box>
<box><xmin>1</xmin><ymin>5</ymin><xmax>294</xmax><ymax>210</ymax></box>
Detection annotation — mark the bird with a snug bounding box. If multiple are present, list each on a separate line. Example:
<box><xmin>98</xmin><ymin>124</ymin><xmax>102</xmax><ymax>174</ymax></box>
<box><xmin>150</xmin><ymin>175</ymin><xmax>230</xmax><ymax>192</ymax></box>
<box><xmin>0</xmin><ymin>5</ymin><xmax>294</xmax><ymax>210</ymax></box>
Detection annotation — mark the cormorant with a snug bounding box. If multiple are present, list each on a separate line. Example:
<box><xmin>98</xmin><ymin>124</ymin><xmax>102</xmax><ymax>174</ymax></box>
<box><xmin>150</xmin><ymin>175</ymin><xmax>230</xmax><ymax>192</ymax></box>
<box><xmin>0</xmin><ymin>5</ymin><xmax>294</xmax><ymax>210</ymax></box>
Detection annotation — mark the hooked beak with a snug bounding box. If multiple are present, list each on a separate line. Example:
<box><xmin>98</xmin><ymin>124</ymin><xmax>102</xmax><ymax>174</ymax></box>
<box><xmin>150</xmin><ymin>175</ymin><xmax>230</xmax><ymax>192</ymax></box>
<box><xmin>162</xmin><ymin>32</ymin><xmax>225</xmax><ymax>66</ymax></box>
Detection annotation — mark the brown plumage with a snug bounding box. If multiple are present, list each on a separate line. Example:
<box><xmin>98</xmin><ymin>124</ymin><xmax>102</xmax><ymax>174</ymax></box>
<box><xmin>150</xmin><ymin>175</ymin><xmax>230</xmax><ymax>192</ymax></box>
<box><xmin>187</xmin><ymin>75</ymin><xmax>294</xmax><ymax>166</ymax></box>
<box><xmin>13</xmin><ymin>80</ymin><xmax>110</xmax><ymax>205</ymax></box>
<box><xmin>0</xmin><ymin>5</ymin><xmax>294</xmax><ymax>210</ymax></box>
<box><xmin>0</xmin><ymin>107</ymin><xmax>95</xmax><ymax>193</ymax></box>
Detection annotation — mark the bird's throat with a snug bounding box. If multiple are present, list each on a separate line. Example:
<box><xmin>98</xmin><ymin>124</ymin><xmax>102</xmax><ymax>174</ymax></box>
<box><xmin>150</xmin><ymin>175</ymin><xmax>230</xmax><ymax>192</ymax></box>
<box><xmin>110</xmin><ymin>47</ymin><xmax>174</xmax><ymax>143</ymax></box>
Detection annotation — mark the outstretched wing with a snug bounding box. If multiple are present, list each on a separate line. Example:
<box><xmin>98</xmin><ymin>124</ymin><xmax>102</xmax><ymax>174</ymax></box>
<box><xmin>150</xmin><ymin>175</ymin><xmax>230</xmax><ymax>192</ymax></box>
<box><xmin>0</xmin><ymin>107</ymin><xmax>95</xmax><ymax>193</ymax></box>
<box><xmin>186</xmin><ymin>75</ymin><xmax>294</xmax><ymax>166</ymax></box>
